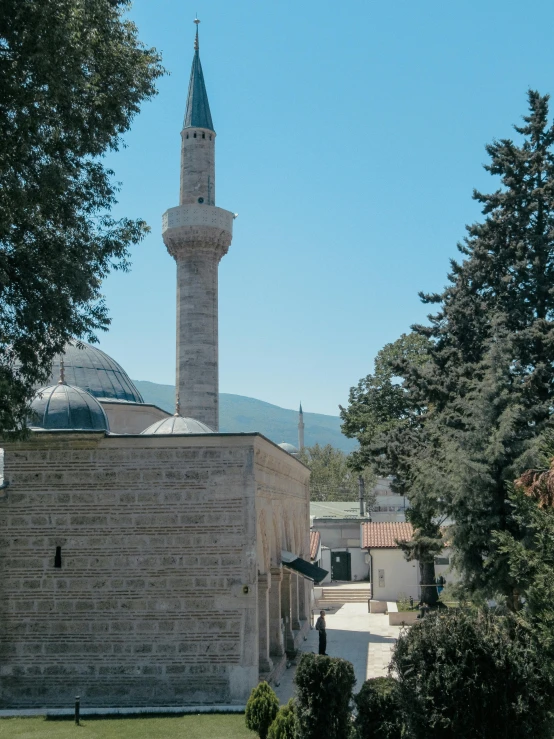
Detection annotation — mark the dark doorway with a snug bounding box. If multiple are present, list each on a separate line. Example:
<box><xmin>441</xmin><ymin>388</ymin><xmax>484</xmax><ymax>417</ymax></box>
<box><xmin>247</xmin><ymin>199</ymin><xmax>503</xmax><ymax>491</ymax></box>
<box><xmin>331</xmin><ymin>551</ymin><xmax>351</xmax><ymax>581</ymax></box>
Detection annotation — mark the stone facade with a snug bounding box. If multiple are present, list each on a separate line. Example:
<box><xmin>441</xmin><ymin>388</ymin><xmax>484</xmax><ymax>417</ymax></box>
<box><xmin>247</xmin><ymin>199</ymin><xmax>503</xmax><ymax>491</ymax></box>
<box><xmin>0</xmin><ymin>432</ymin><xmax>310</xmax><ymax>708</ymax></box>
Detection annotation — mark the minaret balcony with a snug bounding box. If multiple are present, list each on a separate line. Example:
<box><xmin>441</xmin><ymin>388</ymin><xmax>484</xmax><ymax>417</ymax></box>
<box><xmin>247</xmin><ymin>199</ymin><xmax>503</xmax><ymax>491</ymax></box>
<box><xmin>162</xmin><ymin>204</ymin><xmax>233</xmax><ymax>260</ymax></box>
<box><xmin>162</xmin><ymin>204</ymin><xmax>233</xmax><ymax>235</ymax></box>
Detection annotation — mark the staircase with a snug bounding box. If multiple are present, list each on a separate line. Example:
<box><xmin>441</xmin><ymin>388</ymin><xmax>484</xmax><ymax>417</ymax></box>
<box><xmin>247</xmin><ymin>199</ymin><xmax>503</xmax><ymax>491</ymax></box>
<box><xmin>317</xmin><ymin>585</ymin><xmax>371</xmax><ymax>606</ymax></box>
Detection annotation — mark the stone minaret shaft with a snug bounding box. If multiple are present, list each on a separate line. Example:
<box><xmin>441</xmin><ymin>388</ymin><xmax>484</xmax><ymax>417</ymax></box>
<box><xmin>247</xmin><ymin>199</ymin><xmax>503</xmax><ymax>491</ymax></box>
<box><xmin>298</xmin><ymin>403</ymin><xmax>305</xmax><ymax>450</ymax></box>
<box><xmin>162</xmin><ymin>21</ymin><xmax>233</xmax><ymax>430</ymax></box>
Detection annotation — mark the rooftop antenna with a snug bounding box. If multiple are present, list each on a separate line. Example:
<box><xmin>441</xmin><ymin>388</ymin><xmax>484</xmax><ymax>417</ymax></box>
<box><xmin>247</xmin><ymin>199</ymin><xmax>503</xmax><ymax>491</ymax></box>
<box><xmin>58</xmin><ymin>358</ymin><xmax>66</xmax><ymax>385</ymax></box>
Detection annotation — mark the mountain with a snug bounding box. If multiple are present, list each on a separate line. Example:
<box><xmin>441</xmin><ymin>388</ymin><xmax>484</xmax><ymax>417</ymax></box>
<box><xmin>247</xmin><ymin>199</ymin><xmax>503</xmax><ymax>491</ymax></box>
<box><xmin>132</xmin><ymin>380</ymin><xmax>357</xmax><ymax>453</ymax></box>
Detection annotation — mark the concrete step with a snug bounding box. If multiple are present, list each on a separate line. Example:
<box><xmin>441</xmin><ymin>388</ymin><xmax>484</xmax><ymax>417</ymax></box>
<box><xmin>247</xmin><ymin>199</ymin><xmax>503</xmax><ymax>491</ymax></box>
<box><xmin>318</xmin><ymin>588</ymin><xmax>371</xmax><ymax>603</ymax></box>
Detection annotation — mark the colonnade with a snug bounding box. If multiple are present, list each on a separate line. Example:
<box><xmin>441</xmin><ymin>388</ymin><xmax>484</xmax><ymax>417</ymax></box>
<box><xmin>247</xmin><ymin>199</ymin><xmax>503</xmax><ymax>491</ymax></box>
<box><xmin>258</xmin><ymin>567</ymin><xmax>311</xmax><ymax>674</ymax></box>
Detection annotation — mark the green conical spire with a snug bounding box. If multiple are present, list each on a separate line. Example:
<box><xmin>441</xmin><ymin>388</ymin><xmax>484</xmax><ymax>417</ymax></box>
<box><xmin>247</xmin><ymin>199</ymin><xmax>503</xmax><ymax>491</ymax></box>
<box><xmin>183</xmin><ymin>19</ymin><xmax>214</xmax><ymax>131</ymax></box>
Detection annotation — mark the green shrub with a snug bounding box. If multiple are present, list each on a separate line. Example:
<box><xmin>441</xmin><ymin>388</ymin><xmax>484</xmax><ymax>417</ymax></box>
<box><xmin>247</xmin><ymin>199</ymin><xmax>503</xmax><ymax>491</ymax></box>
<box><xmin>391</xmin><ymin>608</ymin><xmax>554</xmax><ymax>739</ymax></box>
<box><xmin>294</xmin><ymin>653</ymin><xmax>355</xmax><ymax>739</ymax></box>
<box><xmin>354</xmin><ymin>677</ymin><xmax>403</xmax><ymax>739</ymax></box>
<box><xmin>245</xmin><ymin>681</ymin><xmax>280</xmax><ymax>739</ymax></box>
<box><xmin>268</xmin><ymin>700</ymin><xmax>299</xmax><ymax>739</ymax></box>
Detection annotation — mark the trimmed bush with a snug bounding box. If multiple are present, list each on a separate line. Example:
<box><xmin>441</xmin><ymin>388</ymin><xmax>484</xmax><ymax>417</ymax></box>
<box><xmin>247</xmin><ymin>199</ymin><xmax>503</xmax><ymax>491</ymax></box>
<box><xmin>391</xmin><ymin>608</ymin><xmax>554</xmax><ymax>739</ymax></box>
<box><xmin>354</xmin><ymin>677</ymin><xmax>403</xmax><ymax>739</ymax></box>
<box><xmin>294</xmin><ymin>653</ymin><xmax>355</xmax><ymax>739</ymax></box>
<box><xmin>268</xmin><ymin>699</ymin><xmax>299</xmax><ymax>739</ymax></box>
<box><xmin>245</xmin><ymin>681</ymin><xmax>280</xmax><ymax>739</ymax></box>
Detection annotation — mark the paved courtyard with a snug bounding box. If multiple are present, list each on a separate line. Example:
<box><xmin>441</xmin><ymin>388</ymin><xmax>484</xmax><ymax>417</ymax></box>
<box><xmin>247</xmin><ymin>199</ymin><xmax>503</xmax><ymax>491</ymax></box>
<box><xmin>275</xmin><ymin>602</ymin><xmax>402</xmax><ymax>702</ymax></box>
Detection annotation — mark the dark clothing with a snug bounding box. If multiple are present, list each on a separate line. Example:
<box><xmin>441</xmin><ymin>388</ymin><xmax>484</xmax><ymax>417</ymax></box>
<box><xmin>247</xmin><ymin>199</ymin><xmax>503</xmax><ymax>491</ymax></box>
<box><xmin>318</xmin><ymin>631</ymin><xmax>327</xmax><ymax>655</ymax></box>
<box><xmin>315</xmin><ymin>616</ymin><xmax>327</xmax><ymax>655</ymax></box>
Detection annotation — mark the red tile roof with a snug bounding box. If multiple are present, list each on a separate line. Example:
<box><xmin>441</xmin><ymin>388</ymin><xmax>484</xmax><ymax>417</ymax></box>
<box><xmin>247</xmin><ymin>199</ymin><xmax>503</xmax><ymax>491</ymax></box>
<box><xmin>362</xmin><ymin>522</ymin><xmax>413</xmax><ymax>549</ymax></box>
<box><xmin>310</xmin><ymin>530</ymin><xmax>321</xmax><ymax>560</ymax></box>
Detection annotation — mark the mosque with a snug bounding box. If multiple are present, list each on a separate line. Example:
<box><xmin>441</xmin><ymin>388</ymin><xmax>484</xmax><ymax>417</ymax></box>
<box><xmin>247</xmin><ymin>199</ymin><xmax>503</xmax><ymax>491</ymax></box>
<box><xmin>0</xmin><ymin>22</ymin><xmax>325</xmax><ymax>710</ymax></box>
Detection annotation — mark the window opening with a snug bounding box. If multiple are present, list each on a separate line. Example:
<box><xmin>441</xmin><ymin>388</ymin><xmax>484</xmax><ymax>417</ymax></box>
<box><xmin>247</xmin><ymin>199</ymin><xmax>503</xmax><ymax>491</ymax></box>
<box><xmin>54</xmin><ymin>546</ymin><xmax>62</xmax><ymax>568</ymax></box>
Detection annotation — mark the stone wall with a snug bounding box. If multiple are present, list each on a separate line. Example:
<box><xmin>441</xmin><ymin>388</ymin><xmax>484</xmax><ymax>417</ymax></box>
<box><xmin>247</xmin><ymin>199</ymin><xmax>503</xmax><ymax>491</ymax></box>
<box><xmin>0</xmin><ymin>432</ymin><xmax>308</xmax><ymax>709</ymax></box>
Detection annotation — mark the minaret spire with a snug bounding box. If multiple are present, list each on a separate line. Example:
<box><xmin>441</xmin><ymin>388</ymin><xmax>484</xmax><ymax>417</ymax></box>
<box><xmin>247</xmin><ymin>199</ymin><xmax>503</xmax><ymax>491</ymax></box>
<box><xmin>162</xmin><ymin>18</ymin><xmax>234</xmax><ymax>431</ymax></box>
<box><xmin>298</xmin><ymin>402</ymin><xmax>305</xmax><ymax>450</ymax></box>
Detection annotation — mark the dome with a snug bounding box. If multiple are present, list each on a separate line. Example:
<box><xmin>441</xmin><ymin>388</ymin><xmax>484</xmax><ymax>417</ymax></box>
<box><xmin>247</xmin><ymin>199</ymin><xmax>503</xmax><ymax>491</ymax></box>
<box><xmin>45</xmin><ymin>341</ymin><xmax>143</xmax><ymax>403</ymax></box>
<box><xmin>29</xmin><ymin>383</ymin><xmax>110</xmax><ymax>432</ymax></box>
<box><xmin>141</xmin><ymin>415</ymin><xmax>214</xmax><ymax>435</ymax></box>
<box><xmin>278</xmin><ymin>442</ymin><xmax>299</xmax><ymax>455</ymax></box>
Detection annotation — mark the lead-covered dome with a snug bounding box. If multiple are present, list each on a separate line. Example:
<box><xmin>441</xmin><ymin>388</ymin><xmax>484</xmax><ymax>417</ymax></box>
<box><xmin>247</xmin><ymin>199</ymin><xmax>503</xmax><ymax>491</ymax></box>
<box><xmin>45</xmin><ymin>341</ymin><xmax>144</xmax><ymax>403</ymax></box>
<box><xmin>278</xmin><ymin>442</ymin><xmax>299</xmax><ymax>455</ymax></box>
<box><xmin>142</xmin><ymin>415</ymin><xmax>213</xmax><ymax>435</ymax></box>
<box><xmin>29</xmin><ymin>383</ymin><xmax>110</xmax><ymax>431</ymax></box>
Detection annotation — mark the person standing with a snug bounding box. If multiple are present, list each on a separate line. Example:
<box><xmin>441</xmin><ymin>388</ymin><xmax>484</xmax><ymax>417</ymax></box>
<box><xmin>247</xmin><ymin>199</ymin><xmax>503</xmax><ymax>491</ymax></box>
<box><xmin>315</xmin><ymin>610</ymin><xmax>327</xmax><ymax>655</ymax></box>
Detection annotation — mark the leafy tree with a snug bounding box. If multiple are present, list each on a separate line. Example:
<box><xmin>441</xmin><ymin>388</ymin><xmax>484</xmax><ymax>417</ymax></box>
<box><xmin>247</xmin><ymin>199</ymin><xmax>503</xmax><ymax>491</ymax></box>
<box><xmin>245</xmin><ymin>682</ymin><xmax>280</xmax><ymax>739</ymax></box>
<box><xmin>392</xmin><ymin>609</ymin><xmax>554</xmax><ymax>739</ymax></box>
<box><xmin>294</xmin><ymin>653</ymin><xmax>355</xmax><ymax>739</ymax></box>
<box><xmin>267</xmin><ymin>700</ymin><xmax>299</xmax><ymax>739</ymax></box>
<box><xmin>342</xmin><ymin>91</ymin><xmax>554</xmax><ymax>603</ymax></box>
<box><xmin>353</xmin><ymin>677</ymin><xmax>403</xmax><ymax>739</ymax></box>
<box><xmin>493</xmin><ymin>454</ymin><xmax>554</xmax><ymax>659</ymax></box>
<box><xmin>0</xmin><ymin>0</ymin><xmax>164</xmax><ymax>435</ymax></box>
<box><xmin>340</xmin><ymin>333</ymin><xmax>442</xmax><ymax>603</ymax></box>
<box><xmin>340</xmin><ymin>332</ymin><xmax>431</xmax><ymax>482</ymax></box>
<box><xmin>297</xmin><ymin>444</ymin><xmax>375</xmax><ymax>503</ymax></box>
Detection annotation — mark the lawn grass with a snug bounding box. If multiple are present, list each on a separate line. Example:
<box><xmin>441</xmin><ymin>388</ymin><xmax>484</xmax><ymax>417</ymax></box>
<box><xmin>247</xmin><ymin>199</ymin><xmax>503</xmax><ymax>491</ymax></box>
<box><xmin>0</xmin><ymin>714</ymin><xmax>255</xmax><ymax>739</ymax></box>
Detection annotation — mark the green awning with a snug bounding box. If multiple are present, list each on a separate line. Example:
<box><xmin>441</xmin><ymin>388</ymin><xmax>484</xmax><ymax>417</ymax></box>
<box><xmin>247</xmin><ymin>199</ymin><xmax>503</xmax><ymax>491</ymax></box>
<box><xmin>285</xmin><ymin>557</ymin><xmax>328</xmax><ymax>583</ymax></box>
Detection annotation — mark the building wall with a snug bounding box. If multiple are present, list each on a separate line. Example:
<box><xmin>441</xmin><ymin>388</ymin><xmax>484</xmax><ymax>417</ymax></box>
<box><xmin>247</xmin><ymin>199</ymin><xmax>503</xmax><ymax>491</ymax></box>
<box><xmin>101</xmin><ymin>402</ymin><xmax>169</xmax><ymax>434</ymax></box>
<box><xmin>312</xmin><ymin>519</ymin><xmax>363</xmax><ymax>550</ymax></box>
<box><xmin>369</xmin><ymin>549</ymin><xmax>419</xmax><ymax>601</ymax></box>
<box><xmin>0</xmin><ymin>431</ymin><xmax>308</xmax><ymax>709</ymax></box>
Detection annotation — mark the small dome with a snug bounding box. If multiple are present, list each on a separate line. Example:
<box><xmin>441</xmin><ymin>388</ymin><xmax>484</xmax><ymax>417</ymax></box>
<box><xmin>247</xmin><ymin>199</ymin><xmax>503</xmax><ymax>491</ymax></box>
<box><xmin>29</xmin><ymin>383</ymin><xmax>110</xmax><ymax>432</ymax></box>
<box><xmin>278</xmin><ymin>442</ymin><xmax>299</xmax><ymax>455</ymax></box>
<box><xmin>141</xmin><ymin>415</ymin><xmax>214</xmax><ymax>435</ymax></box>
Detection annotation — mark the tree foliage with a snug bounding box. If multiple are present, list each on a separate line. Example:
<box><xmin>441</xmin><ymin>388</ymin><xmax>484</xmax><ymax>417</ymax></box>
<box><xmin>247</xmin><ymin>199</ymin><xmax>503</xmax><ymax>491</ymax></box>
<box><xmin>392</xmin><ymin>609</ymin><xmax>554</xmax><ymax>739</ymax></box>
<box><xmin>267</xmin><ymin>700</ymin><xmax>299</xmax><ymax>739</ymax></box>
<box><xmin>245</xmin><ymin>682</ymin><xmax>280</xmax><ymax>739</ymax></box>
<box><xmin>0</xmin><ymin>0</ymin><xmax>164</xmax><ymax>435</ymax></box>
<box><xmin>341</xmin><ymin>91</ymin><xmax>554</xmax><ymax>603</ymax></box>
<box><xmin>297</xmin><ymin>444</ymin><xmax>375</xmax><ymax>503</ymax></box>
<box><xmin>353</xmin><ymin>677</ymin><xmax>403</xmax><ymax>739</ymax></box>
<box><xmin>294</xmin><ymin>653</ymin><xmax>355</xmax><ymax>739</ymax></box>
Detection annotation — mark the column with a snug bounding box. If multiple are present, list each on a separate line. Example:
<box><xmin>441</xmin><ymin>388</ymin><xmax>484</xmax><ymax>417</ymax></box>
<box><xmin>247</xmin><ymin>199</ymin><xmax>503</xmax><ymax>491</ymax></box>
<box><xmin>269</xmin><ymin>567</ymin><xmax>284</xmax><ymax>659</ymax></box>
<box><xmin>291</xmin><ymin>573</ymin><xmax>301</xmax><ymax>631</ymax></box>
<box><xmin>298</xmin><ymin>576</ymin><xmax>310</xmax><ymax>623</ymax></box>
<box><xmin>258</xmin><ymin>573</ymin><xmax>273</xmax><ymax>673</ymax></box>
<box><xmin>281</xmin><ymin>569</ymin><xmax>295</xmax><ymax>654</ymax></box>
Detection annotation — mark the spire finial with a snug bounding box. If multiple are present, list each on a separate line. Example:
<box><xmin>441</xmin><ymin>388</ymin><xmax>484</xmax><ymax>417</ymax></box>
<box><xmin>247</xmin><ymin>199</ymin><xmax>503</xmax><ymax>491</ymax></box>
<box><xmin>175</xmin><ymin>391</ymin><xmax>181</xmax><ymax>417</ymax></box>
<box><xmin>194</xmin><ymin>17</ymin><xmax>200</xmax><ymax>50</ymax></box>
<box><xmin>58</xmin><ymin>358</ymin><xmax>66</xmax><ymax>385</ymax></box>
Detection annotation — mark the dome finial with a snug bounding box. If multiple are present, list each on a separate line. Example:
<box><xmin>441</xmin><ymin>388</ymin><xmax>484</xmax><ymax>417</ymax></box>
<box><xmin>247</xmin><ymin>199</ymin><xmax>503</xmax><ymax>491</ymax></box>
<box><xmin>175</xmin><ymin>391</ymin><xmax>181</xmax><ymax>417</ymax></box>
<box><xmin>58</xmin><ymin>358</ymin><xmax>66</xmax><ymax>385</ymax></box>
<box><xmin>194</xmin><ymin>16</ymin><xmax>200</xmax><ymax>51</ymax></box>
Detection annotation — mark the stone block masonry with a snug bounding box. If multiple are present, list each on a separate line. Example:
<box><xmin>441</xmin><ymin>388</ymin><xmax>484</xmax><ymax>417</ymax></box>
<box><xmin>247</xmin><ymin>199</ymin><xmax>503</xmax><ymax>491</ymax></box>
<box><xmin>0</xmin><ymin>432</ymin><xmax>309</xmax><ymax>709</ymax></box>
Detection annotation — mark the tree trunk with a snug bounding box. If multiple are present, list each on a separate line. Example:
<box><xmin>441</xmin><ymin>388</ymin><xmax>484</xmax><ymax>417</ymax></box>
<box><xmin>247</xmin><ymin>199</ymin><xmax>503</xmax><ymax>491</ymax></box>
<box><xmin>419</xmin><ymin>560</ymin><xmax>438</xmax><ymax>606</ymax></box>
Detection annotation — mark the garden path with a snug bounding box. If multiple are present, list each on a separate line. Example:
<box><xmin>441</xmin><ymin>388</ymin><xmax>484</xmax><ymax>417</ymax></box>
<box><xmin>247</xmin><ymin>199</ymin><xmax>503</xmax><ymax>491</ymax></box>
<box><xmin>274</xmin><ymin>602</ymin><xmax>402</xmax><ymax>703</ymax></box>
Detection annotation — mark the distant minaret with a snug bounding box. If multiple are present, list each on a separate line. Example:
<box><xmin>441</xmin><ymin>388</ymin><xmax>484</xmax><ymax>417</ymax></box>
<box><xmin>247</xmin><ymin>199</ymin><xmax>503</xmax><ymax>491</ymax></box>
<box><xmin>162</xmin><ymin>19</ymin><xmax>234</xmax><ymax>430</ymax></box>
<box><xmin>298</xmin><ymin>402</ymin><xmax>305</xmax><ymax>450</ymax></box>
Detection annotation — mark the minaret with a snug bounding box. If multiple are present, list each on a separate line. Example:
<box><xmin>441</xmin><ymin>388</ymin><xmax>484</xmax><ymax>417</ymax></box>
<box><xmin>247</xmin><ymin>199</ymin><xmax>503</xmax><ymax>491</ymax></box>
<box><xmin>298</xmin><ymin>402</ymin><xmax>305</xmax><ymax>450</ymax></box>
<box><xmin>162</xmin><ymin>19</ymin><xmax>234</xmax><ymax>431</ymax></box>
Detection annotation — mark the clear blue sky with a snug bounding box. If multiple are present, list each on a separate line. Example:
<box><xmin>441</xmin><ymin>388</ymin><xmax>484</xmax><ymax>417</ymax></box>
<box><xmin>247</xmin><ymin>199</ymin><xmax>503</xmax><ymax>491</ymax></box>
<box><xmin>98</xmin><ymin>0</ymin><xmax>554</xmax><ymax>416</ymax></box>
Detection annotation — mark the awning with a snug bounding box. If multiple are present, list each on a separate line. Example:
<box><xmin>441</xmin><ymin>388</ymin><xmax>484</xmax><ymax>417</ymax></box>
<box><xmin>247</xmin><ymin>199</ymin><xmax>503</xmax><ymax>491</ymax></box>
<box><xmin>284</xmin><ymin>557</ymin><xmax>328</xmax><ymax>583</ymax></box>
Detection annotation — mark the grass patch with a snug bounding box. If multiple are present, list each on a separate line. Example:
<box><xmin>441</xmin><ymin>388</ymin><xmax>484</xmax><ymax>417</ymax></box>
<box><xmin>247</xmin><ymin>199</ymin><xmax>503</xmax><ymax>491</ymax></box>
<box><xmin>0</xmin><ymin>714</ymin><xmax>255</xmax><ymax>739</ymax></box>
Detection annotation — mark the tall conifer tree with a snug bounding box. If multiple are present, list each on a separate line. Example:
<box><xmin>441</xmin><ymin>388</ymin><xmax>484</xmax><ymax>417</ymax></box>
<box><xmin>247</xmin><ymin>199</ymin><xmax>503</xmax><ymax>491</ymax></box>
<box><xmin>342</xmin><ymin>91</ymin><xmax>554</xmax><ymax>602</ymax></box>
